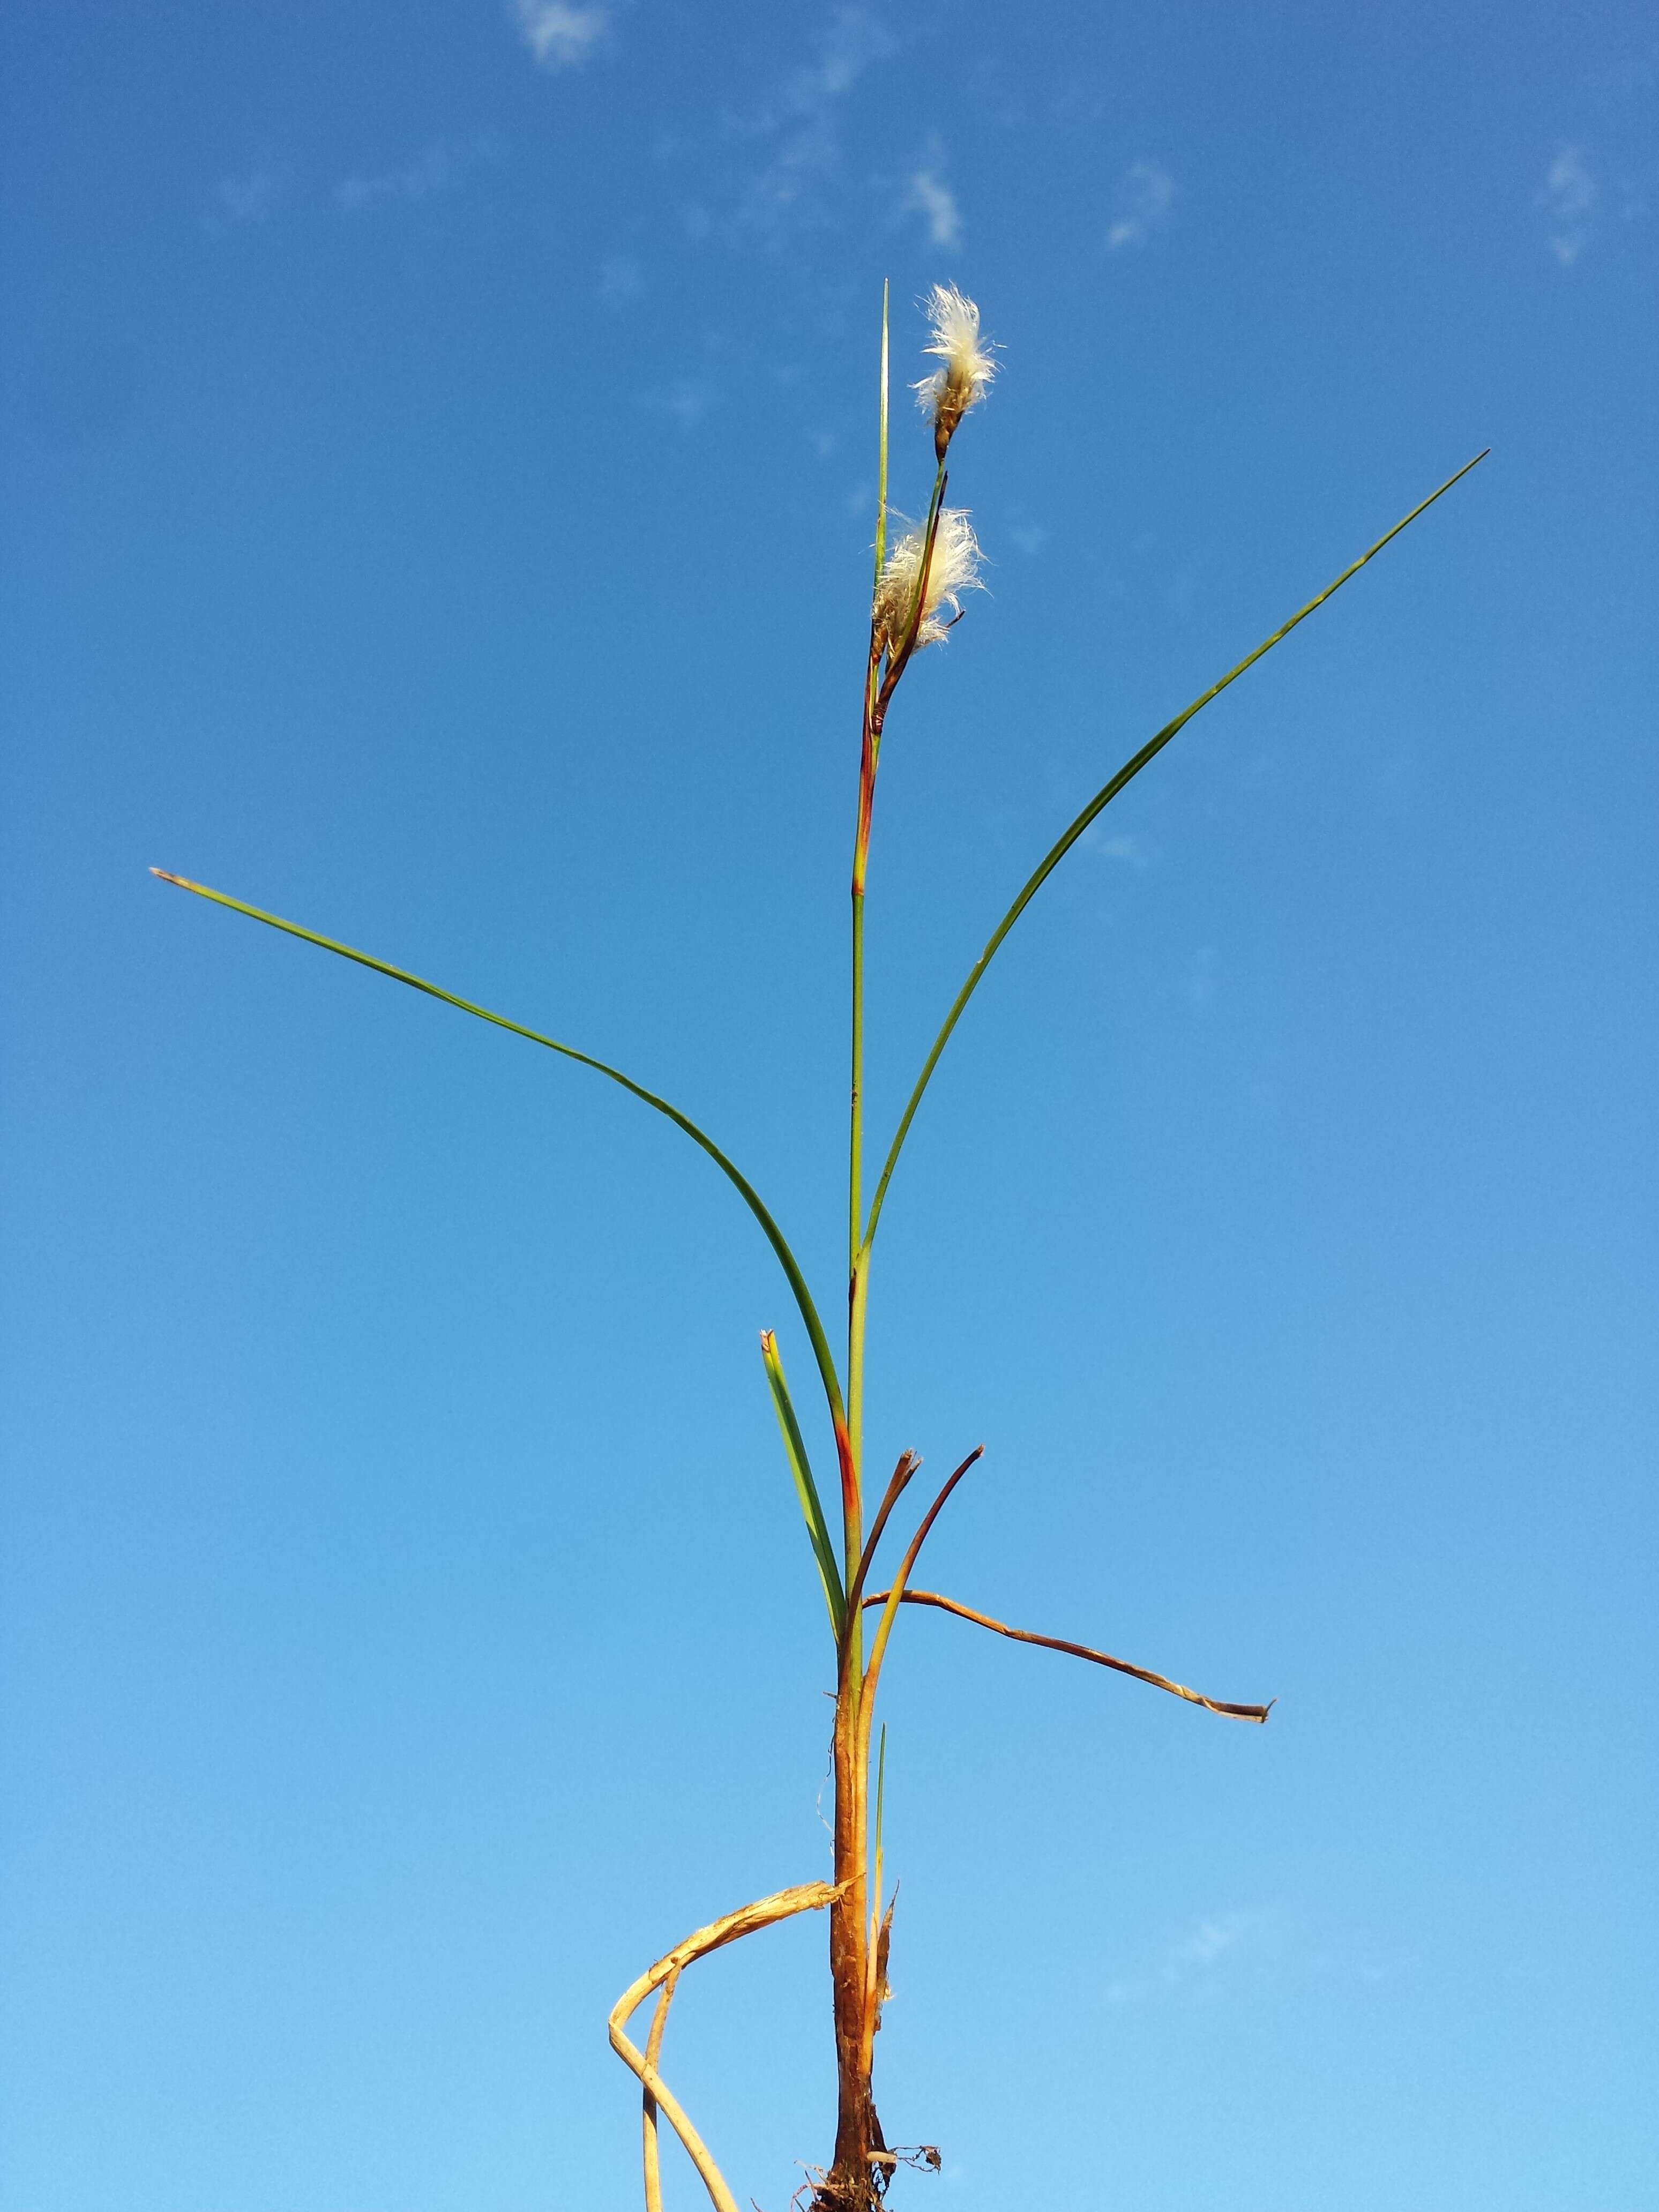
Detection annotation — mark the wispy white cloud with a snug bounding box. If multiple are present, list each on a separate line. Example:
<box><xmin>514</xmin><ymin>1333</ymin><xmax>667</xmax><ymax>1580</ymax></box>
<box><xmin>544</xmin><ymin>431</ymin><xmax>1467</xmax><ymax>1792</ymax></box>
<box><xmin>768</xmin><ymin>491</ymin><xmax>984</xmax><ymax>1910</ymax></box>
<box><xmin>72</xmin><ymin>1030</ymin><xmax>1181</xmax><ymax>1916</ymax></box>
<box><xmin>1107</xmin><ymin>159</ymin><xmax>1175</xmax><ymax>252</ymax></box>
<box><xmin>1086</xmin><ymin>828</ymin><xmax>1160</xmax><ymax>868</ymax></box>
<box><xmin>1185</xmin><ymin>944</ymin><xmax>1218</xmax><ymax>1008</ymax></box>
<box><xmin>1104</xmin><ymin>1903</ymin><xmax>1411</xmax><ymax>2007</ymax></box>
<box><xmin>779</xmin><ymin>5</ymin><xmax>890</xmax><ymax>110</ymax></box>
<box><xmin>651</xmin><ymin>379</ymin><xmax>713</xmax><ymax>431</ymax></box>
<box><xmin>737</xmin><ymin>8</ymin><xmax>892</xmax><ymax>236</ymax></box>
<box><xmin>599</xmin><ymin>254</ymin><xmax>643</xmax><ymax>307</ymax></box>
<box><xmin>209</xmin><ymin>161</ymin><xmax>282</xmax><ymax>232</ymax></box>
<box><xmin>1178</xmin><ymin>1917</ymin><xmax>1240</xmax><ymax>1965</ymax></box>
<box><xmin>1536</xmin><ymin>145</ymin><xmax>1598</xmax><ymax>265</ymax></box>
<box><xmin>335</xmin><ymin>132</ymin><xmax>504</xmax><ymax>212</ymax></box>
<box><xmin>1104</xmin><ymin>1910</ymin><xmax>1252</xmax><ymax>2005</ymax></box>
<box><xmin>906</xmin><ymin>163</ymin><xmax>962</xmax><ymax>250</ymax></box>
<box><xmin>514</xmin><ymin>0</ymin><xmax>607</xmax><ymax>71</ymax></box>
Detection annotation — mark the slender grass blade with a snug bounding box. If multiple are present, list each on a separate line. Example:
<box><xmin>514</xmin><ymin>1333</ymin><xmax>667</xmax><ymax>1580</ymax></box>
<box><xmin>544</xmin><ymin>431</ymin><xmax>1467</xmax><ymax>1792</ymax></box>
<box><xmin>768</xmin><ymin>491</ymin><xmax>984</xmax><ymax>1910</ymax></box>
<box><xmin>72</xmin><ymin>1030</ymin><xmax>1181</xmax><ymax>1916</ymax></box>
<box><xmin>760</xmin><ymin>1329</ymin><xmax>847</xmax><ymax>1638</ymax></box>
<box><xmin>150</xmin><ymin>869</ymin><xmax>848</xmax><ymax>1433</ymax></box>
<box><xmin>863</xmin><ymin>451</ymin><xmax>1490</xmax><ymax>1250</ymax></box>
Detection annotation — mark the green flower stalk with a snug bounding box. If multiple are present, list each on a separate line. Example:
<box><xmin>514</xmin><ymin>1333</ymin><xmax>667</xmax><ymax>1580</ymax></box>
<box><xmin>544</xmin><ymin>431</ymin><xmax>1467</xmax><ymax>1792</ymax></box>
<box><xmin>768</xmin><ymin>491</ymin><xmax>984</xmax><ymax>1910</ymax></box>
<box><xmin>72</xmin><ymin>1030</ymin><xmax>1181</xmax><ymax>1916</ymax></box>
<box><xmin>152</xmin><ymin>282</ymin><xmax>1485</xmax><ymax>2212</ymax></box>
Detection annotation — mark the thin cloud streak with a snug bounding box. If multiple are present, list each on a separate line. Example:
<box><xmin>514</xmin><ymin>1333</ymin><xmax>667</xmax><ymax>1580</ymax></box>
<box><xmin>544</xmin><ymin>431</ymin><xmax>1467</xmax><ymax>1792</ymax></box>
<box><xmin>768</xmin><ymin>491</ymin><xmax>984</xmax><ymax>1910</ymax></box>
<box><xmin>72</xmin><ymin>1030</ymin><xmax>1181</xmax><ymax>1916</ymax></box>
<box><xmin>906</xmin><ymin>165</ymin><xmax>962</xmax><ymax>249</ymax></box>
<box><xmin>1536</xmin><ymin>145</ymin><xmax>1598</xmax><ymax>265</ymax></box>
<box><xmin>335</xmin><ymin>133</ymin><xmax>505</xmax><ymax>212</ymax></box>
<box><xmin>735</xmin><ymin>8</ymin><xmax>892</xmax><ymax>238</ymax></box>
<box><xmin>1108</xmin><ymin>159</ymin><xmax>1175</xmax><ymax>251</ymax></box>
<box><xmin>207</xmin><ymin>162</ymin><xmax>282</xmax><ymax>233</ymax></box>
<box><xmin>1103</xmin><ymin>1905</ymin><xmax>1413</xmax><ymax>2007</ymax></box>
<box><xmin>515</xmin><ymin>0</ymin><xmax>608</xmax><ymax>71</ymax></box>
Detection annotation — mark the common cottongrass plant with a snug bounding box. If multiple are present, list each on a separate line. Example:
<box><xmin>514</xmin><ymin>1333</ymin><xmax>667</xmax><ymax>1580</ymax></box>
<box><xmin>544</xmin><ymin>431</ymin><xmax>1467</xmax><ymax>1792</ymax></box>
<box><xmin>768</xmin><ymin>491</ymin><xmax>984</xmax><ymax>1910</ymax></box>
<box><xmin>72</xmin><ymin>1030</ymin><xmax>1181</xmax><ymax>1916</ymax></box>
<box><xmin>155</xmin><ymin>282</ymin><xmax>1485</xmax><ymax>2212</ymax></box>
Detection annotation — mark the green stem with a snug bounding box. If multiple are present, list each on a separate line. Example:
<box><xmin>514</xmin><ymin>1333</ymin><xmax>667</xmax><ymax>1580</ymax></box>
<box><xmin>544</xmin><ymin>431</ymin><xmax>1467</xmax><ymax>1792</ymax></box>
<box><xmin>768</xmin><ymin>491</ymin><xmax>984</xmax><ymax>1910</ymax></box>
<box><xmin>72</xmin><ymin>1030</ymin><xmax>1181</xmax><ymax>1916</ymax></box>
<box><xmin>847</xmin><ymin>694</ymin><xmax>873</xmax><ymax>1624</ymax></box>
<box><xmin>847</xmin><ymin>447</ymin><xmax>951</xmax><ymax>1590</ymax></box>
<box><xmin>849</xmin><ymin>876</ymin><xmax>866</xmax><ymax>1284</ymax></box>
<box><xmin>845</xmin><ymin>292</ymin><xmax>894</xmax><ymax>1643</ymax></box>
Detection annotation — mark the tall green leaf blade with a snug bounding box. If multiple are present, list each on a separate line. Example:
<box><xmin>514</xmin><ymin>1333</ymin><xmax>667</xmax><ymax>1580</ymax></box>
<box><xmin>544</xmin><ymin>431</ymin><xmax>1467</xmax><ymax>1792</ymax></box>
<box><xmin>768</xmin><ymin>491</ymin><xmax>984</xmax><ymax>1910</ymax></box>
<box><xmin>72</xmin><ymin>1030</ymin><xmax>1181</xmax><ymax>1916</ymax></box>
<box><xmin>149</xmin><ymin>870</ymin><xmax>848</xmax><ymax>1434</ymax></box>
<box><xmin>862</xmin><ymin>451</ymin><xmax>1490</xmax><ymax>1251</ymax></box>
<box><xmin>760</xmin><ymin>1330</ymin><xmax>846</xmax><ymax>1638</ymax></box>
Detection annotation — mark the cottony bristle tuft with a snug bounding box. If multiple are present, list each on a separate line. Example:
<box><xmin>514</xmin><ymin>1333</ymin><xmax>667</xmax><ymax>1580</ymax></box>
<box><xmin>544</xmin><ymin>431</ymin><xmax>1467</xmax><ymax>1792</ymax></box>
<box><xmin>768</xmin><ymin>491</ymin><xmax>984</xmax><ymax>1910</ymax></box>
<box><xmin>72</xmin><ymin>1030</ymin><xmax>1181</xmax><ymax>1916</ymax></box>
<box><xmin>872</xmin><ymin>509</ymin><xmax>984</xmax><ymax>656</ymax></box>
<box><xmin>913</xmin><ymin>285</ymin><xmax>997</xmax><ymax>456</ymax></box>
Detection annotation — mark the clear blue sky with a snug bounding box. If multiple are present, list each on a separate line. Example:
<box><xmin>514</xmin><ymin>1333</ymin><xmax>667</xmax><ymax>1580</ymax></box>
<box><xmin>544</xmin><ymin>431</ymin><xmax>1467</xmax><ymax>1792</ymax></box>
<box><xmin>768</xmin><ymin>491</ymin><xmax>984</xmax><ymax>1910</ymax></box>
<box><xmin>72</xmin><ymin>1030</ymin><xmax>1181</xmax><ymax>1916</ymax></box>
<box><xmin>3</xmin><ymin>3</ymin><xmax>1655</xmax><ymax>2207</ymax></box>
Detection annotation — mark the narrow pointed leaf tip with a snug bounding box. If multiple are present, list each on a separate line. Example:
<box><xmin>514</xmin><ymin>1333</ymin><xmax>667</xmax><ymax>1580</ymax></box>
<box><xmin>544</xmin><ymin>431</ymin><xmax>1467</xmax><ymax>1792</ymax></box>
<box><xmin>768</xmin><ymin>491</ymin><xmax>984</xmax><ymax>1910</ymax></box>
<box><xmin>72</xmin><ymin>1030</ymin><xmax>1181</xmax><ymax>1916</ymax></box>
<box><xmin>859</xmin><ymin>446</ymin><xmax>1490</xmax><ymax>1254</ymax></box>
<box><xmin>873</xmin><ymin>279</ymin><xmax>891</xmax><ymax>586</ymax></box>
<box><xmin>760</xmin><ymin>1331</ymin><xmax>847</xmax><ymax>1638</ymax></box>
<box><xmin>858</xmin><ymin>1586</ymin><xmax>1272</xmax><ymax>1722</ymax></box>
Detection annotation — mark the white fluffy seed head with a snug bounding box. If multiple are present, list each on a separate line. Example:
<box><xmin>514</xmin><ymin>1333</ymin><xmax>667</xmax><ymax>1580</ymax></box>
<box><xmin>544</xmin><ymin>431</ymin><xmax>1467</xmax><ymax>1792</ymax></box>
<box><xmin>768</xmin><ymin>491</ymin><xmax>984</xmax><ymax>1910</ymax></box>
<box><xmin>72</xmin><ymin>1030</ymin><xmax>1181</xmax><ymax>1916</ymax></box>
<box><xmin>872</xmin><ymin>507</ymin><xmax>984</xmax><ymax>655</ymax></box>
<box><xmin>913</xmin><ymin>285</ymin><xmax>997</xmax><ymax>454</ymax></box>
